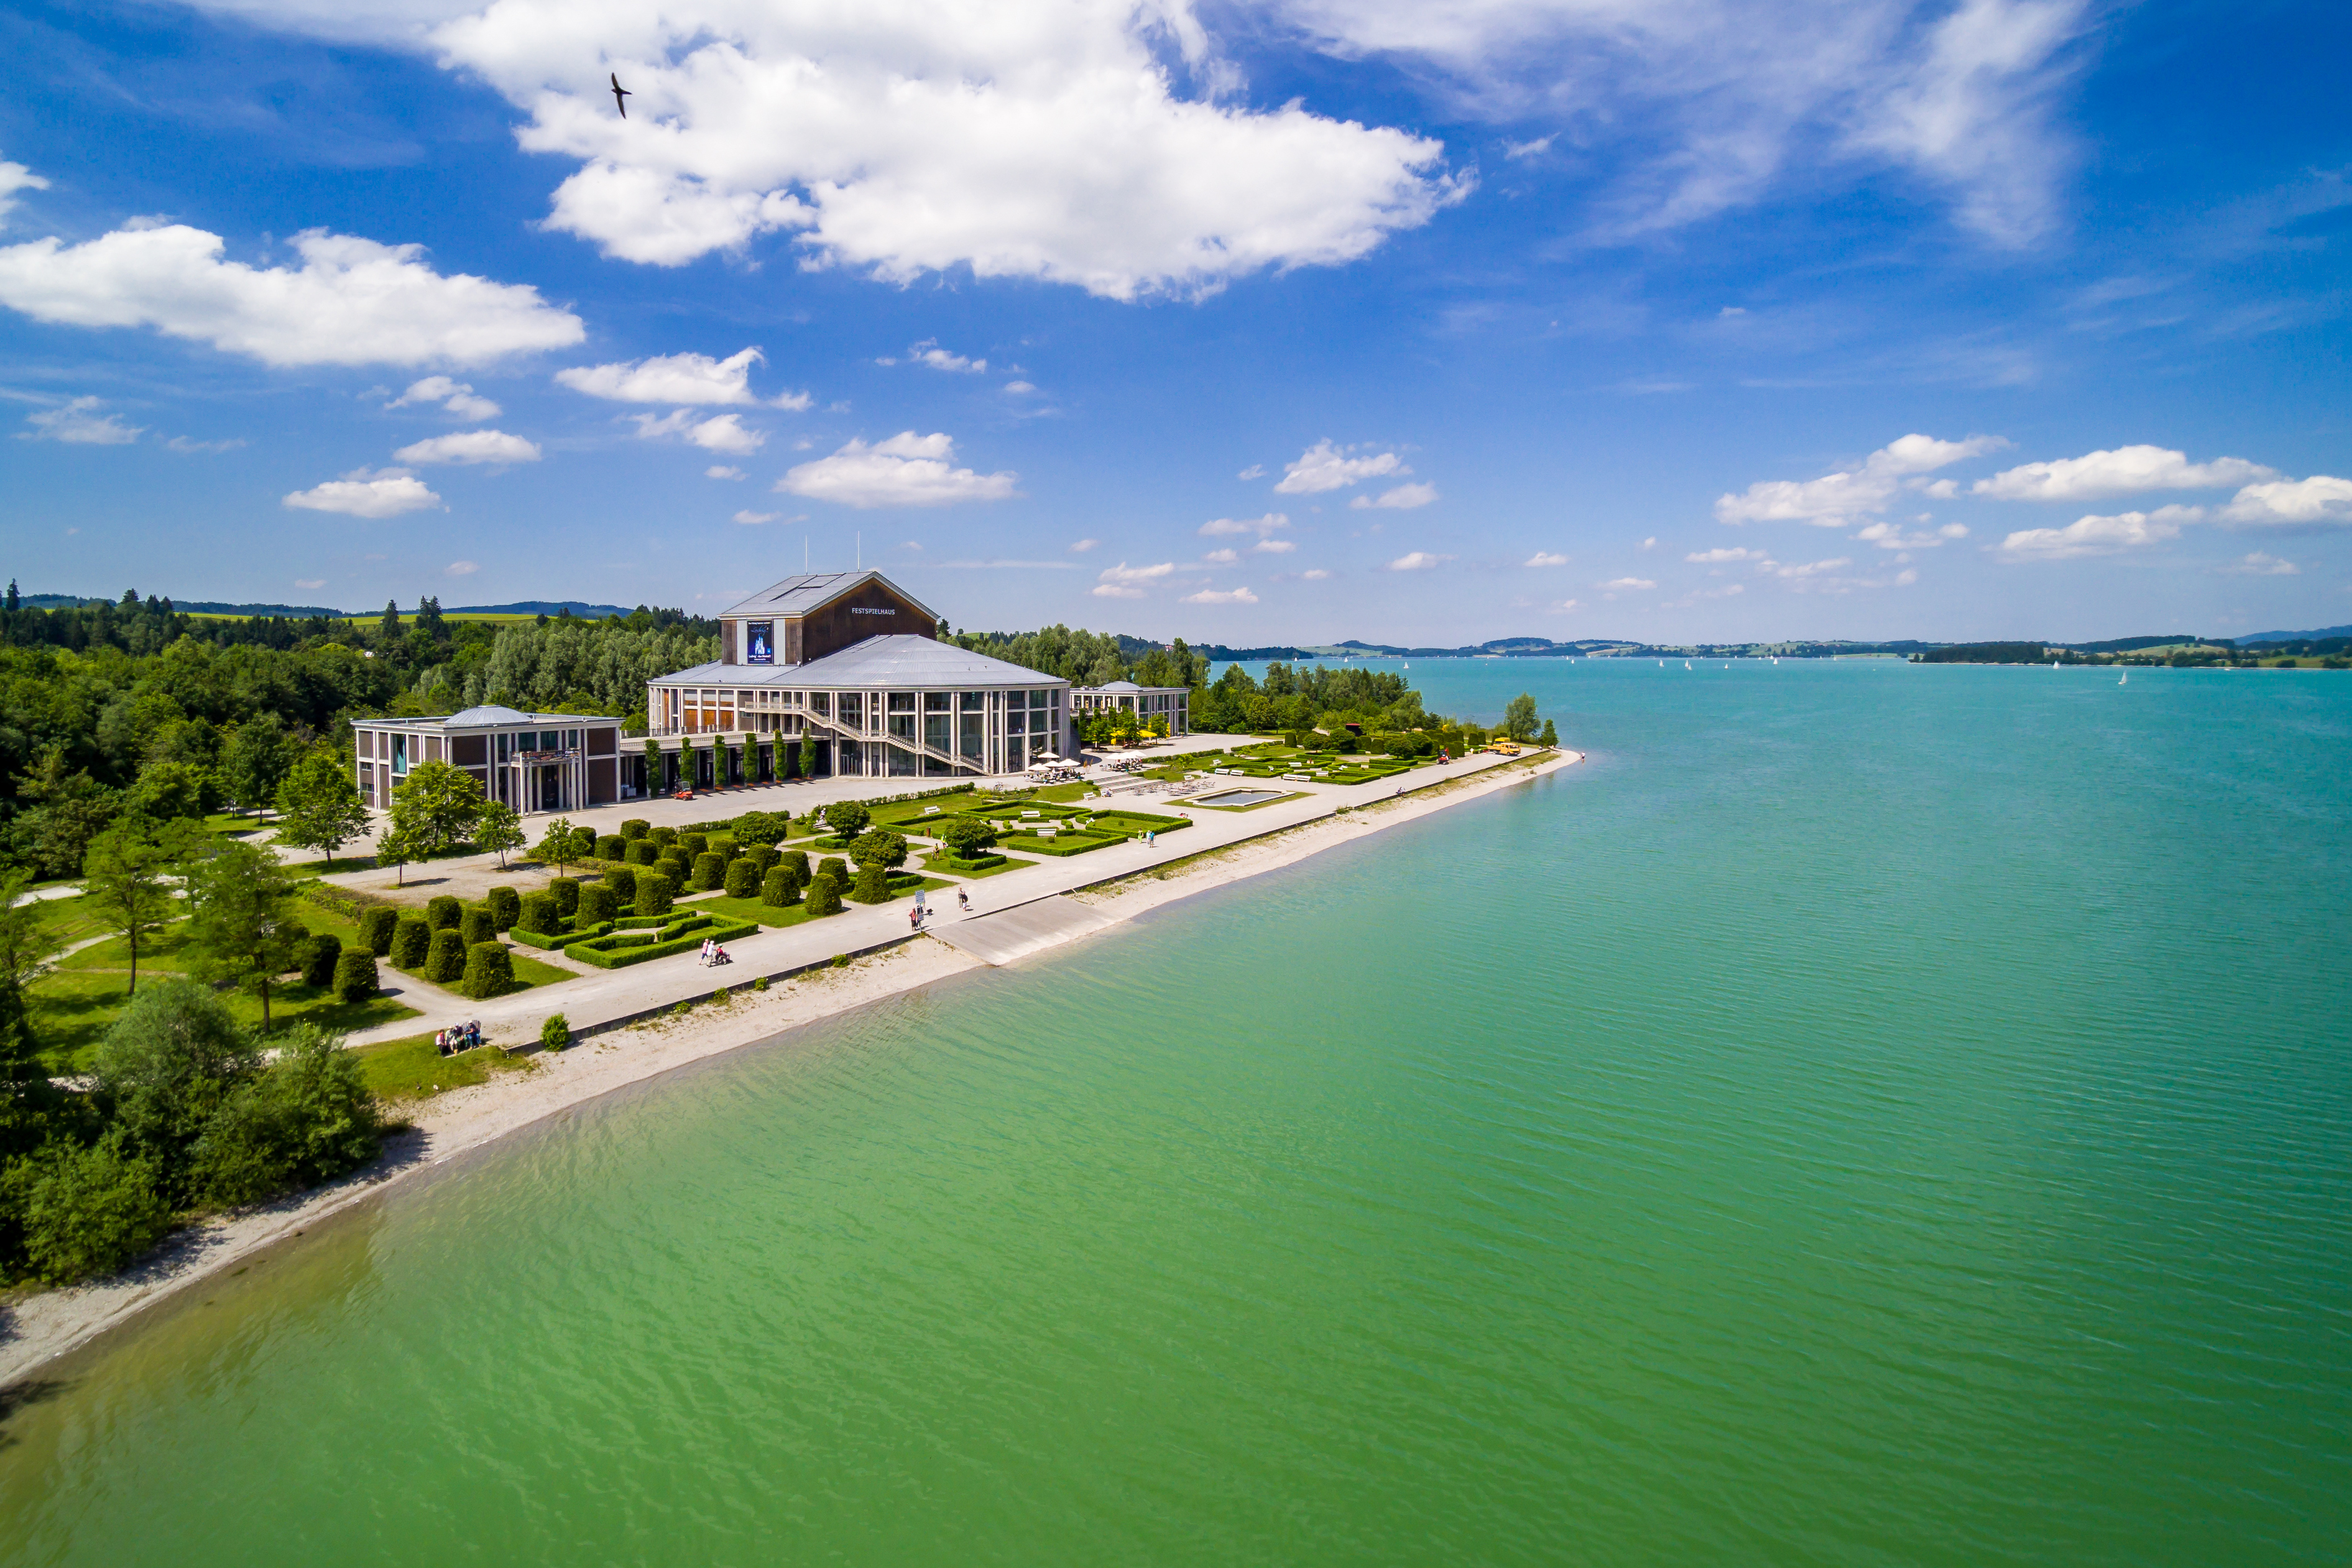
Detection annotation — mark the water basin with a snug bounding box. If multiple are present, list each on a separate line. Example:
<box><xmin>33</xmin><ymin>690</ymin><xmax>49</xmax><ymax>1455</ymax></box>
<box><xmin>1189</xmin><ymin>787</ymin><xmax>1286</xmax><ymax>807</ymax></box>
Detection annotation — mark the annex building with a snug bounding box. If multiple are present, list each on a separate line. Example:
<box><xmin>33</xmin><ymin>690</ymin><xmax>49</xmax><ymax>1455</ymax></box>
<box><xmin>640</xmin><ymin>571</ymin><xmax>1073</xmax><ymax>789</ymax></box>
<box><xmin>1069</xmin><ymin>680</ymin><xmax>1190</xmax><ymax>736</ymax></box>
<box><xmin>351</xmin><ymin>708</ymin><xmax>627</xmax><ymax>814</ymax></box>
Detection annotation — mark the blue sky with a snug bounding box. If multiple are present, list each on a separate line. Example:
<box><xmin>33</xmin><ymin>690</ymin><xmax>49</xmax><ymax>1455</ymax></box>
<box><xmin>2</xmin><ymin>0</ymin><xmax>2346</xmax><ymax>644</ymax></box>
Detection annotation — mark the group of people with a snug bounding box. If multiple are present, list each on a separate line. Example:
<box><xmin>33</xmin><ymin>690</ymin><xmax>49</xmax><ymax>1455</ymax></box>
<box><xmin>907</xmin><ymin>888</ymin><xmax>975</xmax><ymax>930</ymax></box>
<box><xmin>699</xmin><ymin>938</ymin><xmax>732</xmax><ymax>966</ymax></box>
<box><xmin>435</xmin><ymin>1021</ymin><xmax>482</xmax><ymax>1056</ymax></box>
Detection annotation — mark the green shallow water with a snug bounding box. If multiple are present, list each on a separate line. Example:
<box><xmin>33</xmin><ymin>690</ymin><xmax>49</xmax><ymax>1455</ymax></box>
<box><xmin>3</xmin><ymin>662</ymin><xmax>2348</xmax><ymax>1566</ymax></box>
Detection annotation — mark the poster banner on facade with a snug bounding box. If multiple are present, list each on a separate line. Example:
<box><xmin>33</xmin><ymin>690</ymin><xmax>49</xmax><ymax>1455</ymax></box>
<box><xmin>746</xmin><ymin>620</ymin><xmax>775</xmax><ymax>665</ymax></box>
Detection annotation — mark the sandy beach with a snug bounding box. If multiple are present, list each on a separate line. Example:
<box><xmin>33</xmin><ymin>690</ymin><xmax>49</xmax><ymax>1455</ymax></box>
<box><xmin>0</xmin><ymin>747</ymin><xmax>1579</xmax><ymax>1386</ymax></box>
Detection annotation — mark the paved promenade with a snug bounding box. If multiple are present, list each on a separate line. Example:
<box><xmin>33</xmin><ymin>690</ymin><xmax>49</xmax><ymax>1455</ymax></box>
<box><xmin>325</xmin><ymin>747</ymin><xmax>1536</xmax><ymax>1049</ymax></box>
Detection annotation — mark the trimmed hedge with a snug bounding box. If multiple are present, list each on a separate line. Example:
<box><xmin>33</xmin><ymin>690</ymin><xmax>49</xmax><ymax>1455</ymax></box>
<box><xmin>300</xmin><ymin>932</ymin><xmax>342</xmax><ymax>989</ymax></box>
<box><xmin>745</xmin><ymin>844</ymin><xmax>779</xmax><ymax>875</ymax></box>
<box><xmin>426</xmin><ymin>895</ymin><xmax>463</xmax><ymax>931</ymax></box>
<box><xmin>460</xmin><ymin>906</ymin><xmax>496</xmax><ymax>947</ymax></box>
<box><xmin>486</xmin><ymin>885</ymin><xmax>520</xmax><ymax>931</ymax></box>
<box><xmin>997</xmin><ymin>832</ymin><xmax>1118</xmax><ymax>857</ymax></box>
<box><xmin>680</xmin><ymin>832</ymin><xmax>708</xmax><ymax>857</ymax></box>
<box><xmin>550</xmin><ymin>877</ymin><xmax>581</xmax><ymax>916</ymax></box>
<box><xmin>934</xmin><ymin>852</ymin><xmax>1007</xmax><ymax>873</ymax></box>
<box><xmin>779</xmin><ymin>849</ymin><xmax>810</xmax><ymax>882</ymax></box>
<box><xmin>636</xmin><ymin>873</ymin><xmax>675</xmax><ymax>918</ymax></box>
<box><xmin>596</xmin><ymin>833</ymin><xmax>625</xmax><ymax>861</ymax></box>
<box><xmin>389</xmin><ymin>913</ymin><xmax>431</xmax><ymax>970</ymax></box>
<box><xmin>626</xmin><ymin>839</ymin><xmax>659</xmax><ymax>866</ymax></box>
<box><xmin>723</xmin><ymin>859</ymin><xmax>759</xmax><ymax>898</ymax></box>
<box><xmin>620</xmin><ymin>818</ymin><xmax>650</xmax><ymax>841</ymax></box>
<box><xmin>818</xmin><ymin>856</ymin><xmax>847</xmax><ymax>886</ymax></box>
<box><xmin>332</xmin><ymin>947</ymin><xmax>379</xmax><ymax>1003</ymax></box>
<box><xmin>458</xmin><ymin>941</ymin><xmax>517</xmax><ymax>999</ymax></box>
<box><xmin>567</xmin><ymin>913</ymin><xmax>761</xmax><ymax>970</ymax></box>
<box><xmin>602</xmin><ymin>864</ymin><xmax>637</xmax><ymax>908</ymax></box>
<box><xmin>851</xmin><ymin>861</ymin><xmax>893</xmax><ymax>903</ymax></box>
<box><xmin>760</xmin><ymin>865</ymin><xmax>801</xmax><ymax>906</ymax></box>
<box><xmin>708</xmin><ymin>834</ymin><xmax>738</xmax><ymax>860</ymax></box>
<box><xmin>516</xmin><ymin>892</ymin><xmax>560</xmax><ymax>935</ymax></box>
<box><xmin>650</xmin><ymin>825</ymin><xmax>678</xmax><ymax>849</ymax></box>
<box><xmin>689</xmin><ymin>852</ymin><xmax>727</xmax><ymax>891</ymax></box>
<box><xmin>657</xmin><ymin>852</ymin><xmax>691</xmax><ymax>884</ymax></box>
<box><xmin>360</xmin><ymin>905</ymin><xmax>399</xmax><ymax>957</ymax></box>
<box><xmin>804</xmin><ymin>874</ymin><xmax>842</xmax><ymax>917</ymax></box>
<box><xmin>424</xmin><ymin>928</ymin><xmax>468</xmax><ymax>984</ymax></box>
<box><xmin>578</xmin><ymin>883</ymin><xmax>616</xmax><ymax>925</ymax></box>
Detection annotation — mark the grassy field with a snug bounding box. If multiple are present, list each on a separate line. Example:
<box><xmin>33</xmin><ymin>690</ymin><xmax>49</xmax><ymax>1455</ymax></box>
<box><xmin>915</xmin><ymin>851</ymin><xmax>1026</xmax><ymax>880</ymax></box>
<box><xmin>353</xmin><ymin>1033</ymin><xmax>539</xmax><ymax>1102</ymax></box>
<box><xmin>30</xmin><ymin>968</ymin><xmax>422</xmax><ymax>1074</ymax></box>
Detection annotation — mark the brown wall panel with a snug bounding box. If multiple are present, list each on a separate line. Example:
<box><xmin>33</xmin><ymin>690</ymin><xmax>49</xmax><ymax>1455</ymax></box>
<box><xmin>453</xmin><ymin>736</ymin><xmax>486</xmax><ymax>765</ymax></box>
<box><xmin>590</xmin><ymin>757</ymin><xmax>617</xmax><ymax>804</ymax></box>
<box><xmin>798</xmin><ymin>579</ymin><xmax>937</xmax><ymax>663</ymax></box>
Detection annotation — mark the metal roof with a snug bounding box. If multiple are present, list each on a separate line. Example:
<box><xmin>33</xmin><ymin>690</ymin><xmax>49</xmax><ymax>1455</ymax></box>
<box><xmin>717</xmin><ymin>570</ymin><xmax>941</xmax><ymax>624</ymax></box>
<box><xmin>650</xmin><ymin>635</ymin><xmax>1063</xmax><ymax>689</ymax></box>
<box><xmin>354</xmin><ymin>707</ymin><xmax>622</xmax><ymax>731</ymax></box>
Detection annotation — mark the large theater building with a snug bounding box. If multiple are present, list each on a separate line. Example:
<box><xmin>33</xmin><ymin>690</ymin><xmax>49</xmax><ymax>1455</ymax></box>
<box><xmin>639</xmin><ymin>571</ymin><xmax>1072</xmax><ymax>789</ymax></box>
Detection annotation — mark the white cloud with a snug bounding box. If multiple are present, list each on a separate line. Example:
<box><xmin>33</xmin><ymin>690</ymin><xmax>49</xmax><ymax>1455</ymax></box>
<box><xmin>1253</xmin><ymin>538</ymin><xmax>1296</xmax><ymax>554</ymax></box>
<box><xmin>393</xmin><ymin>428</ymin><xmax>541</xmax><ymax>465</ymax></box>
<box><xmin>1280</xmin><ymin>0</ymin><xmax>2091</xmax><ymax>246</ymax></box>
<box><xmin>1068</xmin><ymin>537</ymin><xmax>1100</xmax><ymax>553</ymax></box>
<box><xmin>1853</xmin><ymin>520</ymin><xmax>1968</xmax><ymax>549</ymax></box>
<box><xmin>1099</xmin><ymin>561</ymin><xmax>1176</xmax><ymax>586</ymax></box>
<box><xmin>2216</xmin><ymin>552</ymin><xmax>2299</xmax><ymax>576</ymax></box>
<box><xmin>294</xmin><ymin>578</ymin><xmax>325</xmax><ymax>590</ymax></box>
<box><xmin>732</xmin><ymin>509</ymin><xmax>781</xmax><ymax>524</ymax></box>
<box><xmin>284</xmin><ymin>468</ymin><xmax>443</xmax><ymax>517</ymax></box>
<box><xmin>1091</xmin><ymin>583</ymin><xmax>1145</xmax><ymax>599</ymax></box>
<box><xmin>445</xmin><ymin>560</ymin><xmax>478</xmax><ymax>576</ymax></box>
<box><xmin>1716</xmin><ymin>433</ymin><xmax>2005</xmax><ymax>526</ymax></box>
<box><xmin>1526</xmin><ymin>551</ymin><xmax>1569</xmax><ymax>566</ymax></box>
<box><xmin>1350</xmin><ymin>481</ymin><xmax>1439</xmax><ymax>510</ymax></box>
<box><xmin>1301</xmin><ymin>568</ymin><xmax>1333</xmax><ymax>580</ymax></box>
<box><xmin>1602</xmin><ymin>576</ymin><xmax>1656</xmax><ymax>590</ymax></box>
<box><xmin>1237</xmin><ymin>464</ymin><xmax>1266</xmax><ymax>481</ymax></box>
<box><xmin>906</xmin><ymin>339</ymin><xmax>985</xmax><ymax>373</ymax></box>
<box><xmin>1200</xmin><ymin>512</ymin><xmax>1290</xmax><ymax>537</ymax></box>
<box><xmin>1385</xmin><ymin>551</ymin><xmax>1454</xmax><ymax>571</ymax></box>
<box><xmin>1005</xmin><ymin>380</ymin><xmax>1037</xmax><ymax>394</ymax></box>
<box><xmin>2220</xmin><ymin>475</ymin><xmax>2352</xmax><ymax>529</ymax></box>
<box><xmin>428</xmin><ymin>0</ymin><xmax>1462</xmax><ymax>297</ymax></box>
<box><xmin>391</xmin><ymin>375</ymin><xmax>500</xmax><ymax>420</ymax></box>
<box><xmin>1201</xmin><ymin>547</ymin><xmax>1240</xmax><ymax>565</ymax></box>
<box><xmin>777</xmin><ymin>430</ymin><xmax>1017</xmax><ymax>507</ymax></box>
<box><xmin>19</xmin><ymin>396</ymin><xmax>141</xmax><ymax>445</ymax></box>
<box><xmin>1996</xmin><ymin>505</ymin><xmax>2200</xmax><ymax>560</ymax></box>
<box><xmin>1553</xmin><ymin>597</ymin><xmax>1579</xmax><ymax>611</ymax></box>
<box><xmin>0</xmin><ymin>224</ymin><xmax>582</xmax><ymax>366</ymax></box>
<box><xmin>1973</xmin><ymin>445</ymin><xmax>2275</xmax><ymax>501</ymax></box>
<box><xmin>1276</xmin><ymin>439</ymin><xmax>1408</xmax><ymax>494</ymax></box>
<box><xmin>1641</xmin><ymin>536</ymin><xmax>1659</xmax><ymax>550</ymax></box>
<box><xmin>0</xmin><ymin>155</ymin><xmax>49</xmax><ymax>228</ymax></box>
<box><xmin>167</xmin><ymin>435</ymin><xmax>246</xmax><ymax>453</ymax></box>
<box><xmin>558</xmin><ymin>346</ymin><xmax>765</xmax><ymax>405</ymax></box>
<box><xmin>706</xmin><ymin>464</ymin><xmax>745</xmax><ymax>479</ymax></box>
<box><xmin>1503</xmin><ymin>134</ymin><xmax>1554</xmax><ymax>160</ymax></box>
<box><xmin>1684</xmin><ymin>546</ymin><xmax>1764</xmax><ymax>563</ymax></box>
<box><xmin>632</xmin><ymin>409</ymin><xmax>766</xmax><ymax>454</ymax></box>
<box><xmin>1182</xmin><ymin>586</ymin><xmax>1260</xmax><ymax>604</ymax></box>
<box><xmin>1768</xmin><ymin>556</ymin><xmax>1852</xmax><ymax>578</ymax></box>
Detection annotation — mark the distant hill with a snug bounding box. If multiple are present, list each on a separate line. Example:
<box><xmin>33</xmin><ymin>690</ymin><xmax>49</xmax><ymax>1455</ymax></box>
<box><xmin>2238</xmin><ymin>624</ymin><xmax>2352</xmax><ymax>645</ymax></box>
<box><xmin>178</xmin><ymin>600</ymin><xmax>348</xmax><ymax>618</ymax></box>
<box><xmin>447</xmin><ymin>601</ymin><xmax>634</xmax><ymax>619</ymax></box>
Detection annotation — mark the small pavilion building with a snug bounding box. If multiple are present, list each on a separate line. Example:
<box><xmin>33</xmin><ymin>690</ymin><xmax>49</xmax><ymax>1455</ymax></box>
<box><xmin>351</xmin><ymin>706</ymin><xmax>625</xmax><ymax>813</ymax></box>
<box><xmin>1070</xmin><ymin>680</ymin><xmax>1190</xmax><ymax>736</ymax></box>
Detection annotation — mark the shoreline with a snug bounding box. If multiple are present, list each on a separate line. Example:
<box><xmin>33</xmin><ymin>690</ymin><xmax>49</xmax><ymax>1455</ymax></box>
<box><xmin>0</xmin><ymin>748</ymin><xmax>1580</xmax><ymax>1387</ymax></box>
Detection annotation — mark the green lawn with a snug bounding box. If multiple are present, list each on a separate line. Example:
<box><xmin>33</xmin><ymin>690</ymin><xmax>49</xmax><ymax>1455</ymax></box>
<box><xmin>353</xmin><ymin>1033</ymin><xmax>537</xmax><ymax>1102</ymax></box>
<box><xmin>678</xmin><ymin>894</ymin><xmax>838</xmax><ymax>930</ymax></box>
<box><xmin>916</xmin><ymin>851</ymin><xmax>1025</xmax><ymax>880</ymax></box>
<box><xmin>28</xmin><ymin>969</ymin><xmax>422</xmax><ymax>1074</ymax></box>
<box><xmin>29</xmin><ymin>892</ymin><xmax>129</xmax><ymax>953</ymax></box>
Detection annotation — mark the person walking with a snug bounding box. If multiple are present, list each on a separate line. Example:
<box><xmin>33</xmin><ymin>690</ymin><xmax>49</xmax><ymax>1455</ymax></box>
<box><xmin>957</xmin><ymin>887</ymin><xmax>971</xmax><ymax>915</ymax></box>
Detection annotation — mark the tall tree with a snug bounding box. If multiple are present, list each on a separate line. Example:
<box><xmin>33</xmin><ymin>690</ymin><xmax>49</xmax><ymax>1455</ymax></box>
<box><xmin>1500</xmin><ymin>693</ymin><xmax>1539</xmax><ymax>742</ymax></box>
<box><xmin>0</xmin><ymin>870</ymin><xmax>71</xmax><ymax>1156</ymax></box>
<box><xmin>377</xmin><ymin>599</ymin><xmax>402</xmax><ymax>647</ymax></box>
<box><xmin>533</xmin><ymin>815</ymin><xmax>578</xmax><ymax>875</ymax></box>
<box><xmin>182</xmin><ymin>839</ymin><xmax>303</xmax><ymax>1033</ymax></box>
<box><xmin>221</xmin><ymin>713</ymin><xmax>298</xmax><ymax>822</ymax></box>
<box><xmin>274</xmin><ymin>751</ymin><xmax>372</xmax><ymax>867</ymax></box>
<box><xmin>81</xmin><ymin>819</ymin><xmax>190</xmax><ymax>996</ymax></box>
<box><xmin>374</xmin><ymin>819</ymin><xmax>422</xmax><ymax>887</ymax></box>
<box><xmin>386</xmin><ymin>759</ymin><xmax>484</xmax><ymax>860</ymax></box>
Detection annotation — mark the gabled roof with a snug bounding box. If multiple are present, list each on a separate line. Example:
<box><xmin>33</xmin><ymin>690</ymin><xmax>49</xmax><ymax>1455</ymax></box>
<box><xmin>719</xmin><ymin>570</ymin><xmax>941</xmax><ymax>625</ymax></box>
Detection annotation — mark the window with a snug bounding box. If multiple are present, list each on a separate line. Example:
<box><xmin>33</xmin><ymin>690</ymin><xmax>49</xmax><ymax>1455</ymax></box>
<box><xmin>961</xmin><ymin>690</ymin><xmax>985</xmax><ymax>711</ymax></box>
<box><xmin>1008</xmin><ymin>708</ymin><xmax>1026</xmax><ymax>735</ymax></box>
<box><xmin>925</xmin><ymin>691</ymin><xmax>951</xmax><ymax>713</ymax></box>
<box><xmin>925</xmin><ymin>712</ymin><xmax>950</xmax><ymax>754</ymax></box>
<box><xmin>392</xmin><ymin>735</ymin><xmax>408</xmax><ymax>774</ymax></box>
<box><xmin>839</xmin><ymin>693</ymin><xmax>862</xmax><ymax>727</ymax></box>
<box><xmin>960</xmin><ymin>711</ymin><xmax>984</xmax><ymax>760</ymax></box>
<box><xmin>809</xmin><ymin>691</ymin><xmax>829</xmax><ymax>716</ymax></box>
<box><xmin>888</xmin><ymin>691</ymin><xmax>915</xmax><ymax>740</ymax></box>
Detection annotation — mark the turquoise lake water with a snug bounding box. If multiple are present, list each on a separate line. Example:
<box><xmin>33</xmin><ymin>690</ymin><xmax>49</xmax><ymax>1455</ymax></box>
<box><xmin>2</xmin><ymin>660</ymin><xmax>2346</xmax><ymax>1564</ymax></box>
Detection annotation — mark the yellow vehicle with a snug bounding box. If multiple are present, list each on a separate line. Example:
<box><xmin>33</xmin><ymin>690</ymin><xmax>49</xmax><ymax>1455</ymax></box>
<box><xmin>1483</xmin><ymin>739</ymin><xmax>1523</xmax><ymax>756</ymax></box>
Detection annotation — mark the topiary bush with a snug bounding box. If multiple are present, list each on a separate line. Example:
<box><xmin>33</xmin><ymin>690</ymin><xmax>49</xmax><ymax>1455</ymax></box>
<box><xmin>596</xmin><ymin>833</ymin><xmax>625</xmax><ymax>862</ymax></box>
<box><xmin>745</xmin><ymin>844</ymin><xmax>779</xmax><ymax>875</ymax></box>
<box><xmin>689</xmin><ymin>851</ymin><xmax>726</xmax><ymax>891</ymax></box>
<box><xmin>515</xmin><ymin>892</ymin><xmax>559</xmax><ymax>936</ymax></box>
<box><xmin>818</xmin><ymin>855</ymin><xmax>847</xmax><ymax>887</ymax></box>
<box><xmin>760</xmin><ymin>865</ymin><xmax>801</xmax><ymax>907</ymax></box>
<box><xmin>657</xmin><ymin>852</ymin><xmax>691</xmax><ymax>884</ymax></box>
<box><xmin>851</xmin><ymin>860</ymin><xmax>893</xmax><ymax>903</ymax></box>
<box><xmin>650</xmin><ymin>824</ymin><xmax>678</xmax><ymax>850</ymax></box>
<box><xmin>423</xmin><ymin>928</ymin><xmax>467</xmax><ymax>984</ymax></box>
<box><xmin>571</xmin><ymin>826</ymin><xmax>598</xmax><ymax>861</ymax></box>
<box><xmin>680</xmin><ymin>832</ymin><xmax>708</xmax><ymax>857</ymax></box>
<box><xmin>426</xmin><ymin>895</ymin><xmax>462</xmax><ymax>931</ymax></box>
<box><xmin>487</xmin><ymin>884</ymin><xmax>520</xmax><ymax>931</ymax></box>
<box><xmin>731</xmin><ymin>809</ymin><xmax>788</xmax><ymax>849</ymax></box>
<box><xmin>540</xmin><ymin>1012</ymin><xmax>571</xmax><ymax>1049</ymax></box>
<box><xmin>577</xmin><ymin>883</ymin><xmax>616</xmax><ymax>925</ymax></box>
<box><xmin>626</xmin><ymin>839</ymin><xmax>659</xmax><ymax>866</ymax></box>
<box><xmin>360</xmin><ymin>905</ymin><xmax>399</xmax><ymax>957</ymax></box>
<box><xmin>620</xmin><ymin>818</ymin><xmax>649</xmax><ymax>841</ymax></box>
<box><xmin>460</xmin><ymin>906</ymin><xmax>495</xmax><ymax>947</ymax></box>
<box><xmin>635</xmin><ymin>873</ymin><xmax>675</xmax><ymax>918</ymax></box>
<box><xmin>937</xmin><ymin>817</ymin><xmax>998</xmax><ymax>860</ymax></box>
<box><xmin>724</xmin><ymin>858</ymin><xmax>759</xmax><ymax>898</ymax></box>
<box><xmin>458</xmin><ymin>941</ymin><xmax>517</xmax><ymax>1000</ymax></box>
<box><xmin>804</xmin><ymin>872</ymin><xmax>842</xmax><ymax>917</ymax></box>
<box><xmin>390</xmin><ymin>913</ymin><xmax>431</xmax><ymax>970</ymax></box>
<box><xmin>300</xmin><ymin>932</ymin><xmax>343</xmax><ymax>989</ymax></box>
<box><xmin>550</xmin><ymin>877</ymin><xmax>581</xmax><ymax>916</ymax></box>
<box><xmin>708</xmin><ymin>834</ymin><xmax>738</xmax><ymax>860</ymax></box>
<box><xmin>822</xmin><ymin>801</ymin><xmax>870</xmax><ymax>839</ymax></box>
<box><xmin>602</xmin><ymin>864</ymin><xmax>637</xmax><ymax>910</ymax></box>
<box><xmin>332</xmin><ymin>946</ymin><xmax>379</xmax><ymax>1003</ymax></box>
<box><xmin>780</xmin><ymin>849</ymin><xmax>810</xmax><ymax>882</ymax></box>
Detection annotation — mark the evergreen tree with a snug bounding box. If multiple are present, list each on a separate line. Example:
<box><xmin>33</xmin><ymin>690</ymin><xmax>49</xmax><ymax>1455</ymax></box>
<box><xmin>182</xmin><ymin>840</ymin><xmax>304</xmax><ymax>1033</ymax></box>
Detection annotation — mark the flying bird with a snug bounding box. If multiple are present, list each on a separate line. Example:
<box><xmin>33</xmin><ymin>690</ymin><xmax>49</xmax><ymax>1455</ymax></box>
<box><xmin>610</xmin><ymin>72</ymin><xmax>632</xmax><ymax>118</ymax></box>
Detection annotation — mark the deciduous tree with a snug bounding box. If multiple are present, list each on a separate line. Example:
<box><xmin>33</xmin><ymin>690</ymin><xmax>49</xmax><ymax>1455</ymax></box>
<box><xmin>182</xmin><ymin>839</ymin><xmax>304</xmax><ymax>1033</ymax></box>
<box><xmin>476</xmin><ymin>800</ymin><xmax>525</xmax><ymax>869</ymax></box>
<box><xmin>387</xmin><ymin>759</ymin><xmax>484</xmax><ymax>860</ymax></box>
<box><xmin>274</xmin><ymin>750</ymin><xmax>372</xmax><ymax>867</ymax></box>
<box><xmin>81</xmin><ymin>819</ymin><xmax>190</xmax><ymax>996</ymax></box>
<box><xmin>534</xmin><ymin>815</ymin><xmax>578</xmax><ymax>875</ymax></box>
